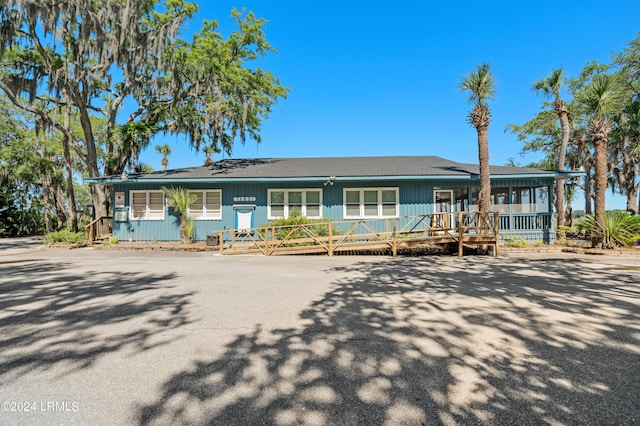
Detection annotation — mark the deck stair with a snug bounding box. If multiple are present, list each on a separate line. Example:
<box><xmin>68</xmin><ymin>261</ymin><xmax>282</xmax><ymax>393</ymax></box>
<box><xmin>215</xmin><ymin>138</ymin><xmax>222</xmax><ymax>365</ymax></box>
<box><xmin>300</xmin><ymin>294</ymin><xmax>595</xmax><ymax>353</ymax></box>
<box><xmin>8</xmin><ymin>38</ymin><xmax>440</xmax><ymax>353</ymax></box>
<box><xmin>86</xmin><ymin>216</ymin><xmax>113</xmax><ymax>245</ymax></box>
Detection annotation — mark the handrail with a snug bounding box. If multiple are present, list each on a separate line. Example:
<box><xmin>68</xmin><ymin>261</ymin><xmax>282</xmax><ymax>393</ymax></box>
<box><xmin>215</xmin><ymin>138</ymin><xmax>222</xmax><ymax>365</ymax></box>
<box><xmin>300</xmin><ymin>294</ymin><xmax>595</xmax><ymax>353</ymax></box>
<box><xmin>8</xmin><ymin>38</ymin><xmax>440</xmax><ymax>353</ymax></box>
<box><xmin>85</xmin><ymin>216</ymin><xmax>113</xmax><ymax>245</ymax></box>
<box><xmin>219</xmin><ymin>212</ymin><xmax>500</xmax><ymax>257</ymax></box>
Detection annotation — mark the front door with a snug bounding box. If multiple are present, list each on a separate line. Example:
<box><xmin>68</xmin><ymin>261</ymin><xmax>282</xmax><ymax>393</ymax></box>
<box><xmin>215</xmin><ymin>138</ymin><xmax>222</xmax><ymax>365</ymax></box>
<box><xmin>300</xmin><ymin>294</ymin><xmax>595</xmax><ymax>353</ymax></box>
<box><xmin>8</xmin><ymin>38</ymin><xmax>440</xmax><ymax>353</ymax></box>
<box><xmin>434</xmin><ymin>190</ymin><xmax>454</xmax><ymax>229</ymax></box>
<box><xmin>235</xmin><ymin>209</ymin><xmax>254</xmax><ymax>236</ymax></box>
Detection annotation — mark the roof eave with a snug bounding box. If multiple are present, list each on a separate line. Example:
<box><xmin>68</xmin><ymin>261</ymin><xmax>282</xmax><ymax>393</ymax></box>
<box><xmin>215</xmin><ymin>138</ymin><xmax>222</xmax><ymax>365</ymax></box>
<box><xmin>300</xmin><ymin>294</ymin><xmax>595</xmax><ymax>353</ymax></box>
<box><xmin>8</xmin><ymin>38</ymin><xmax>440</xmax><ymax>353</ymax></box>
<box><xmin>86</xmin><ymin>172</ymin><xmax>572</xmax><ymax>185</ymax></box>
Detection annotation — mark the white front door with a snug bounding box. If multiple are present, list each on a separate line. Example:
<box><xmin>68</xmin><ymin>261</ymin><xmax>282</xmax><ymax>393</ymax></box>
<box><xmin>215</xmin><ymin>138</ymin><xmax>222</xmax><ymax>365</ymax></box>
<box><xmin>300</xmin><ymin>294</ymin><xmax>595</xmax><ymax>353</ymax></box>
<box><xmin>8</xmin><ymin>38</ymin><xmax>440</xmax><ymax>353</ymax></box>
<box><xmin>236</xmin><ymin>210</ymin><xmax>253</xmax><ymax>233</ymax></box>
<box><xmin>434</xmin><ymin>190</ymin><xmax>454</xmax><ymax>229</ymax></box>
<box><xmin>434</xmin><ymin>190</ymin><xmax>454</xmax><ymax>213</ymax></box>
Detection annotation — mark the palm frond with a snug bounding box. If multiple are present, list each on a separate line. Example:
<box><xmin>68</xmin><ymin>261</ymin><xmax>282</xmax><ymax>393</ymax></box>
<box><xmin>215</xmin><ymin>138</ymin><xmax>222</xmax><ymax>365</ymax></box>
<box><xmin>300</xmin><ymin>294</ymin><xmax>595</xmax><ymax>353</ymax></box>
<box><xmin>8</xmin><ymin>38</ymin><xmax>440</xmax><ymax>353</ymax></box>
<box><xmin>578</xmin><ymin>74</ymin><xmax>625</xmax><ymax>116</ymax></box>
<box><xmin>161</xmin><ymin>186</ymin><xmax>196</xmax><ymax>215</ymax></box>
<box><xmin>460</xmin><ymin>63</ymin><xmax>495</xmax><ymax>104</ymax></box>
<box><xmin>532</xmin><ymin>68</ymin><xmax>564</xmax><ymax>99</ymax></box>
<box><xmin>577</xmin><ymin>212</ymin><xmax>640</xmax><ymax>248</ymax></box>
<box><xmin>154</xmin><ymin>144</ymin><xmax>172</xmax><ymax>157</ymax></box>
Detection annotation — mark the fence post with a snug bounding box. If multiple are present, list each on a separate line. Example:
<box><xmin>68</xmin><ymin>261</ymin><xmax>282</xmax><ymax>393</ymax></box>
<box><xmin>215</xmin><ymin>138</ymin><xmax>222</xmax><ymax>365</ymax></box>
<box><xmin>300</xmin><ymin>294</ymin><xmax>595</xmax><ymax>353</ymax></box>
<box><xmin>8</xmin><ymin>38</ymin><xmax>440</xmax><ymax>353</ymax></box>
<box><xmin>218</xmin><ymin>231</ymin><xmax>224</xmax><ymax>255</ymax></box>
<box><xmin>328</xmin><ymin>222</ymin><xmax>333</xmax><ymax>257</ymax></box>
<box><xmin>392</xmin><ymin>218</ymin><xmax>397</xmax><ymax>257</ymax></box>
<box><xmin>264</xmin><ymin>227</ymin><xmax>269</xmax><ymax>255</ymax></box>
<box><xmin>494</xmin><ymin>211</ymin><xmax>500</xmax><ymax>257</ymax></box>
<box><xmin>268</xmin><ymin>226</ymin><xmax>274</xmax><ymax>256</ymax></box>
<box><xmin>458</xmin><ymin>211</ymin><xmax>464</xmax><ymax>257</ymax></box>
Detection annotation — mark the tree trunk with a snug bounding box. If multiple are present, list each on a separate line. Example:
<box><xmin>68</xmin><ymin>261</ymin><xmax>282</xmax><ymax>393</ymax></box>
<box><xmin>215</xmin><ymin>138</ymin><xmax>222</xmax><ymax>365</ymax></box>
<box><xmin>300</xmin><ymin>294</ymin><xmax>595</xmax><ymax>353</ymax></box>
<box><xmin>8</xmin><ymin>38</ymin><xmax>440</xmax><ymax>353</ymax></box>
<box><xmin>53</xmin><ymin>187</ymin><xmax>67</xmax><ymax>231</ymax></box>
<box><xmin>73</xmin><ymin>91</ymin><xmax>108</xmax><ymax>218</ymax></box>
<box><xmin>162</xmin><ymin>158</ymin><xmax>168</xmax><ymax>171</ymax></box>
<box><xmin>555</xmin><ymin>109</ymin><xmax>570</xmax><ymax>230</ymax></box>
<box><xmin>477</xmin><ymin>126</ymin><xmax>491</xmax><ymax>214</ymax></box>
<box><xmin>90</xmin><ymin>183</ymin><xmax>111</xmax><ymax>219</ymax></box>
<box><xmin>556</xmin><ymin>178</ymin><xmax>565</xmax><ymax>231</ymax></box>
<box><xmin>61</xmin><ymin>90</ymin><xmax>78</xmax><ymax>231</ymax></box>
<box><xmin>592</xmin><ymin>137</ymin><xmax>607</xmax><ymax>247</ymax></box>
<box><xmin>584</xmin><ymin>162</ymin><xmax>593</xmax><ymax>215</ymax></box>
<box><xmin>39</xmin><ymin>142</ymin><xmax>54</xmax><ymax>233</ymax></box>
<box><xmin>628</xmin><ymin>182</ymin><xmax>639</xmax><ymax>215</ymax></box>
<box><xmin>180</xmin><ymin>216</ymin><xmax>189</xmax><ymax>243</ymax></box>
<box><xmin>62</xmin><ymin>97</ymin><xmax>78</xmax><ymax>232</ymax></box>
<box><xmin>41</xmin><ymin>176</ymin><xmax>53</xmax><ymax>234</ymax></box>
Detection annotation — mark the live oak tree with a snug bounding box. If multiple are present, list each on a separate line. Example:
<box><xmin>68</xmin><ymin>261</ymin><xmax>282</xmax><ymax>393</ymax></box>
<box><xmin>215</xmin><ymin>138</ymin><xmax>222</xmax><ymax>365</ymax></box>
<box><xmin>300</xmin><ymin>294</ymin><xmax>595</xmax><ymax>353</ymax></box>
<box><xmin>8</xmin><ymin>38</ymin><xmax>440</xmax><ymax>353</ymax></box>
<box><xmin>0</xmin><ymin>95</ymin><xmax>65</xmax><ymax>235</ymax></box>
<box><xmin>460</xmin><ymin>63</ymin><xmax>495</xmax><ymax>214</ymax></box>
<box><xmin>0</xmin><ymin>1</ymin><xmax>288</xmax><ymax>219</ymax></box>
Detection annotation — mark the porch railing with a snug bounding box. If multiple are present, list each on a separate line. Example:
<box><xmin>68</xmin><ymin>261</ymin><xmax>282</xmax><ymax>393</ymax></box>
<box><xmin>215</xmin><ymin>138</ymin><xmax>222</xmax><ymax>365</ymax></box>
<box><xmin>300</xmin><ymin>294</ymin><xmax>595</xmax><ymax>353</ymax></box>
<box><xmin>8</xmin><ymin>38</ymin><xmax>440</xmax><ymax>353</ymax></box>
<box><xmin>499</xmin><ymin>213</ymin><xmax>552</xmax><ymax>231</ymax></box>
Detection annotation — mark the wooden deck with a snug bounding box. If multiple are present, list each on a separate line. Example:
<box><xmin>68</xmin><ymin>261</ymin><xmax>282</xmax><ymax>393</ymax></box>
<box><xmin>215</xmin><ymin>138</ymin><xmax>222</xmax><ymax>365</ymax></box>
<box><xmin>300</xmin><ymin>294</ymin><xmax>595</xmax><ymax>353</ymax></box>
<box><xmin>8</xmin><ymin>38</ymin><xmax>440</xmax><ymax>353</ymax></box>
<box><xmin>218</xmin><ymin>212</ymin><xmax>500</xmax><ymax>257</ymax></box>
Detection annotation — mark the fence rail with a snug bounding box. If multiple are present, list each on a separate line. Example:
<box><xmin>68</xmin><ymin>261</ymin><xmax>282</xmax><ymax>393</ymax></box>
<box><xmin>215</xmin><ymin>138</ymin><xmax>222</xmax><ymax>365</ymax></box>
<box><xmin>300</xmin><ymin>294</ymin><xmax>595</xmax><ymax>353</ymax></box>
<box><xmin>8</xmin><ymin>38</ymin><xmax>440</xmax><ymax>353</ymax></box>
<box><xmin>218</xmin><ymin>211</ymin><xmax>500</xmax><ymax>257</ymax></box>
<box><xmin>86</xmin><ymin>216</ymin><xmax>112</xmax><ymax>245</ymax></box>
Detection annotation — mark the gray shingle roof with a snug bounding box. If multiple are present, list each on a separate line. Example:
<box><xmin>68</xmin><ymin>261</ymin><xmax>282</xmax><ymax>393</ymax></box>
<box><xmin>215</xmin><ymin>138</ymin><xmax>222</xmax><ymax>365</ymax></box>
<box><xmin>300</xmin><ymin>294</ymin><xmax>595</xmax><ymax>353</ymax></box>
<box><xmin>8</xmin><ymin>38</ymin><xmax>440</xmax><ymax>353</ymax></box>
<box><xmin>124</xmin><ymin>156</ymin><xmax>556</xmax><ymax>180</ymax></box>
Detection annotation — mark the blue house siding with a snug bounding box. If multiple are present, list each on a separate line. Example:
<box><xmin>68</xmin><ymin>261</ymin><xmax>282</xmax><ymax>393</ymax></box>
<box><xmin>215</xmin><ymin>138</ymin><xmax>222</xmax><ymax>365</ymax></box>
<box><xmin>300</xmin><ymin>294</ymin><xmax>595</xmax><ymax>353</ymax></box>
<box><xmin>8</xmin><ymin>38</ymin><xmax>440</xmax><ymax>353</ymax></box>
<box><xmin>111</xmin><ymin>176</ymin><xmax>557</xmax><ymax>243</ymax></box>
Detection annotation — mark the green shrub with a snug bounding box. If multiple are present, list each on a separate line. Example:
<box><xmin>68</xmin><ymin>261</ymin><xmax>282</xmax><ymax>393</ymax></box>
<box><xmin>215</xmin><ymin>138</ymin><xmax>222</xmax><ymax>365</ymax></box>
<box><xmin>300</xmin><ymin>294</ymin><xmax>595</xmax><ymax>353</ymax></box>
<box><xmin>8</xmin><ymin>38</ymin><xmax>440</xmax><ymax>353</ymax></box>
<box><xmin>262</xmin><ymin>216</ymin><xmax>333</xmax><ymax>244</ymax></box>
<box><xmin>44</xmin><ymin>230</ymin><xmax>86</xmax><ymax>245</ymax></box>
<box><xmin>101</xmin><ymin>236</ymin><xmax>119</xmax><ymax>246</ymax></box>
<box><xmin>501</xmin><ymin>232</ymin><xmax>527</xmax><ymax>248</ymax></box>
<box><xmin>577</xmin><ymin>212</ymin><xmax>640</xmax><ymax>248</ymax></box>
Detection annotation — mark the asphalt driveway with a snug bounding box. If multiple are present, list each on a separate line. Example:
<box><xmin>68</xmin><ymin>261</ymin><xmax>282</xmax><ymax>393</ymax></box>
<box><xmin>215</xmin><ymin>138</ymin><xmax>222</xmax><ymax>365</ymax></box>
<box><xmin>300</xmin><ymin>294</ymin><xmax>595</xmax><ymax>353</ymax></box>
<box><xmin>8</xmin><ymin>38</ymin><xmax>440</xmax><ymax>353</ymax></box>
<box><xmin>0</xmin><ymin>243</ymin><xmax>639</xmax><ymax>425</ymax></box>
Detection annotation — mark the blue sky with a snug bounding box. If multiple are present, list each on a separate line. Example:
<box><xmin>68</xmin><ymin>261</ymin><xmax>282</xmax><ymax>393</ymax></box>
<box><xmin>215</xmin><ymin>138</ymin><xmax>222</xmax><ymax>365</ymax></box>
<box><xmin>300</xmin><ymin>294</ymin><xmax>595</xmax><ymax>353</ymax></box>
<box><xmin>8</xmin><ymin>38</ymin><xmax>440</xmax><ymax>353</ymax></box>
<box><xmin>140</xmin><ymin>1</ymin><xmax>640</xmax><ymax>210</ymax></box>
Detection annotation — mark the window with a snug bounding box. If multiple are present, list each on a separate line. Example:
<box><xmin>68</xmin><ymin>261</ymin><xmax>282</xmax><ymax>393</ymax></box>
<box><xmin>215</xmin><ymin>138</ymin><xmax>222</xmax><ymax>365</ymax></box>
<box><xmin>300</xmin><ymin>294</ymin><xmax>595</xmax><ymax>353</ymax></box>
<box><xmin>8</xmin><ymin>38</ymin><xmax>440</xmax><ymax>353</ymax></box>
<box><xmin>490</xmin><ymin>187</ymin><xmax>510</xmax><ymax>214</ymax></box>
<box><xmin>130</xmin><ymin>191</ymin><xmax>164</xmax><ymax>220</ymax></box>
<box><xmin>268</xmin><ymin>189</ymin><xmax>322</xmax><ymax>219</ymax></box>
<box><xmin>343</xmin><ymin>188</ymin><xmax>399</xmax><ymax>218</ymax></box>
<box><xmin>513</xmin><ymin>186</ymin><xmax>549</xmax><ymax>213</ymax></box>
<box><xmin>454</xmin><ymin>187</ymin><xmax>470</xmax><ymax>211</ymax></box>
<box><xmin>188</xmin><ymin>190</ymin><xmax>222</xmax><ymax>219</ymax></box>
<box><xmin>471</xmin><ymin>187</ymin><xmax>509</xmax><ymax>213</ymax></box>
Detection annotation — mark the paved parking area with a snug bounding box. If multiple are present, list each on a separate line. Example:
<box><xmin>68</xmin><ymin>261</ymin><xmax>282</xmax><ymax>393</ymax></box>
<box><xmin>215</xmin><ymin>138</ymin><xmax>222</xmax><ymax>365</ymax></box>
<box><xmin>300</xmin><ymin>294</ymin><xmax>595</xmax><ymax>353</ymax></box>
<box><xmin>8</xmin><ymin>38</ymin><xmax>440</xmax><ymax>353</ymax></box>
<box><xmin>0</xmin><ymin>242</ymin><xmax>639</xmax><ymax>425</ymax></box>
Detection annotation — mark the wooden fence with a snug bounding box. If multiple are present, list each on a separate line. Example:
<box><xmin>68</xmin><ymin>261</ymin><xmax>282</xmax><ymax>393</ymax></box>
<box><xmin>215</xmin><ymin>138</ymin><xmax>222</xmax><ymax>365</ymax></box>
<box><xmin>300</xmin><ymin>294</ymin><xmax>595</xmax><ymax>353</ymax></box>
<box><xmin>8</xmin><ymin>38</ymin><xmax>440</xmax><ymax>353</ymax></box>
<box><xmin>218</xmin><ymin>211</ymin><xmax>499</xmax><ymax>257</ymax></box>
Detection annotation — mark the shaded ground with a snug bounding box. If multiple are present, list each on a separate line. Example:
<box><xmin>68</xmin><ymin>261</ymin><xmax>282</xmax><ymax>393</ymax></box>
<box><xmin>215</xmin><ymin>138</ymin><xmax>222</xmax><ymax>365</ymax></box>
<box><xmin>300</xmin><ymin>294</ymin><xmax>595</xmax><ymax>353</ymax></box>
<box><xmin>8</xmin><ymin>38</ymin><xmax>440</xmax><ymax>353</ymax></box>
<box><xmin>0</xmin><ymin>248</ymin><xmax>638</xmax><ymax>425</ymax></box>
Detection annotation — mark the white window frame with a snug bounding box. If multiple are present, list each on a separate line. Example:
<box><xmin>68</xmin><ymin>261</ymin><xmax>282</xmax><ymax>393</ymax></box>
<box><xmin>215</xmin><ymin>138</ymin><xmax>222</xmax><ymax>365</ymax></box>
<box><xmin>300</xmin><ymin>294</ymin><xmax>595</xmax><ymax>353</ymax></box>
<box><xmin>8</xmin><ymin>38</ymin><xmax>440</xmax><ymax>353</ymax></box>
<box><xmin>343</xmin><ymin>187</ymin><xmax>399</xmax><ymax>219</ymax></box>
<box><xmin>187</xmin><ymin>190</ymin><xmax>222</xmax><ymax>220</ymax></box>
<box><xmin>267</xmin><ymin>189</ymin><xmax>323</xmax><ymax>220</ymax></box>
<box><xmin>129</xmin><ymin>190</ymin><xmax>165</xmax><ymax>221</ymax></box>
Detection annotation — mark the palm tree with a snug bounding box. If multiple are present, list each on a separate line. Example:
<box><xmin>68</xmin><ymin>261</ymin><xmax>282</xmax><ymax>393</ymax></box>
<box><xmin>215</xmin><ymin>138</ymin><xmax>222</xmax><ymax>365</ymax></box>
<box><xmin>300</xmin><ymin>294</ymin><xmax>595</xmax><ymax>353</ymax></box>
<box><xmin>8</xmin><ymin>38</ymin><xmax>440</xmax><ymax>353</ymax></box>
<box><xmin>533</xmin><ymin>68</ymin><xmax>570</xmax><ymax>230</ymax></box>
<box><xmin>610</xmin><ymin>100</ymin><xmax>640</xmax><ymax>214</ymax></box>
<box><xmin>578</xmin><ymin>74</ymin><xmax>625</xmax><ymax>247</ymax></box>
<box><xmin>203</xmin><ymin>144</ymin><xmax>219</xmax><ymax>166</ymax></box>
<box><xmin>155</xmin><ymin>144</ymin><xmax>171</xmax><ymax>171</ymax></box>
<box><xmin>161</xmin><ymin>186</ymin><xmax>196</xmax><ymax>243</ymax></box>
<box><xmin>460</xmin><ymin>63</ymin><xmax>495</xmax><ymax>214</ymax></box>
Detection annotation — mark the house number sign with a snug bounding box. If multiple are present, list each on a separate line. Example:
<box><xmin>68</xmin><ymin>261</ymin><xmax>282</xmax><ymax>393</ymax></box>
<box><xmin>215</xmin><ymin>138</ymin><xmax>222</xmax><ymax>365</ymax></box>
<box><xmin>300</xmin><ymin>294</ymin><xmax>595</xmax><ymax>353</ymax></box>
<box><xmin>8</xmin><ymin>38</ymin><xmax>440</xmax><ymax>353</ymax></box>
<box><xmin>233</xmin><ymin>196</ymin><xmax>256</xmax><ymax>202</ymax></box>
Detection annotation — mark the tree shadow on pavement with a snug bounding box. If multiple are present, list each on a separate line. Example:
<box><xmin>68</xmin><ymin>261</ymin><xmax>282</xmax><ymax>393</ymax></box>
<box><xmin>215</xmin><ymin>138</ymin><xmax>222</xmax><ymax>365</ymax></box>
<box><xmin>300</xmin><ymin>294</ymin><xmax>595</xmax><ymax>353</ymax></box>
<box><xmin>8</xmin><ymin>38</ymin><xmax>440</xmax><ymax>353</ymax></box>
<box><xmin>0</xmin><ymin>259</ymin><xmax>194</xmax><ymax>381</ymax></box>
<box><xmin>137</xmin><ymin>255</ymin><xmax>640</xmax><ymax>425</ymax></box>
